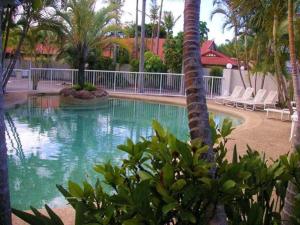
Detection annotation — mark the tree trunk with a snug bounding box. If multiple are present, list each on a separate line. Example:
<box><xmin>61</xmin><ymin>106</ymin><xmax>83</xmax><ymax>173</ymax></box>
<box><xmin>282</xmin><ymin>1</ymin><xmax>299</xmax><ymax>224</ymax></box>
<box><xmin>234</xmin><ymin>26</ymin><xmax>246</xmax><ymax>89</ymax></box>
<box><xmin>0</xmin><ymin>3</ymin><xmax>12</xmax><ymax>225</ymax></box>
<box><xmin>138</xmin><ymin>0</ymin><xmax>146</xmax><ymax>92</ymax></box>
<box><xmin>155</xmin><ymin>0</ymin><xmax>163</xmax><ymax>55</ymax></box>
<box><xmin>273</xmin><ymin>13</ymin><xmax>293</xmax><ymax>112</ymax></box>
<box><xmin>244</xmin><ymin>34</ymin><xmax>252</xmax><ymax>88</ymax></box>
<box><xmin>183</xmin><ymin>1</ymin><xmax>227</xmax><ymax>224</ymax></box>
<box><xmin>134</xmin><ymin>0</ymin><xmax>139</xmax><ymax>59</ymax></box>
<box><xmin>78</xmin><ymin>45</ymin><xmax>87</xmax><ymax>88</ymax></box>
<box><xmin>2</xmin><ymin>7</ymin><xmax>13</xmax><ymax>68</ymax></box>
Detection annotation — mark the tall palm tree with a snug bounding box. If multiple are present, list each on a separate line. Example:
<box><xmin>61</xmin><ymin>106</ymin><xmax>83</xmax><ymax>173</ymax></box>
<box><xmin>150</xmin><ymin>0</ymin><xmax>159</xmax><ymax>51</ymax></box>
<box><xmin>163</xmin><ymin>11</ymin><xmax>181</xmax><ymax>37</ymax></box>
<box><xmin>155</xmin><ymin>0</ymin><xmax>163</xmax><ymax>54</ymax></box>
<box><xmin>183</xmin><ymin>0</ymin><xmax>227</xmax><ymax>224</ymax></box>
<box><xmin>0</xmin><ymin>5</ymin><xmax>11</xmax><ymax>225</ymax></box>
<box><xmin>106</xmin><ymin>0</ymin><xmax>123</xmax><ymax>65</ymax></box>
<box><xmin>282</xmin><ymin>1</ymin><xmax>299</xmax><ymax>223</ymax></box>
<box><xmin>138</xmin><ymin>0</ymin><xmax>146</xmax><ymax>73</ymax></box>
<box><xmin>211</xmin><ymin>0</ymin><xmax>246</xmax><ymax>89</ymax></box>
<box><xmin>134</xmin><ymin>0</ymin><xmax>139</xmax><ymax>58</ymax></box>
<box><xmin>42</xmin><ymin>0</ymin><xmax>115</xmax><ymax>88</ymax></box>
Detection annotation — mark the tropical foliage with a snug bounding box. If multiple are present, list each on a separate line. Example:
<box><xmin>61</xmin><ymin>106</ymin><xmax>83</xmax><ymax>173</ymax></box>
<box><xmin>163</xmin><ymin>32</ymin><xmax>183</xmax><ymax>73</ymax></box>
<box><xmin>39</xmin><ymin>0</ymin><xmax>116</xmax><ymax>87</ymax></box>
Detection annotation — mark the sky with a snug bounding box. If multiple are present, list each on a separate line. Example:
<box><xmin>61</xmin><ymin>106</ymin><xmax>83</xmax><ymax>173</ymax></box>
<box><xmin>96</xmin><ymin>0</ymin><xmax>233</xmax><ymax>45</ymax></box>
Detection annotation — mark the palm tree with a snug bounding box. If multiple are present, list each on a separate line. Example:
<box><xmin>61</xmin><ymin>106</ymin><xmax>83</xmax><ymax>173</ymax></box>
<box><xmin>134</xmin><ymin>0</ymin><xmax>139</xmax><ymax>58</ymax></box>
<box><xmin>137</xmin><ymin>0</ymin><xmax>146</xmax><ymax>92</ymax></box>
<box><xmin>183</xmin><ymin>0</ymin><xmax>227</xmax><ymax>224</ymax></box>
<box><xmin>106</xmin><ymin>0</ymin><xmax>123</xmax><ymax>65</ymax></box>
<box><xmin>281</xmin><ymin>1</ymin><xmax>299</xmax><ymax>223</ymax></box>
<box><xmin>155</xmin><ymin>0</ymin><xmax>163</xmax><ymax>54</ymax></box>
<box><xmin>42</xmin><ymin>0</ymin><xmax>115</xmax><ymax>88</ymax></box>
<box><xmin>211</xmin><ymin>0</ymin><xmax>246</xmax><ymax>89</ymax></box>
<box><xmin>163</xmin><ymin>11</ymin><xmax>181</xmax><ymax>37</ymax></box>
<box><xmin>233</xmin><ymin>0</ymin><xmax>292</xmax><ymax>110</ymax></box>
<box><xmin>150</xmin><ymin>0</ymin><xmax>159</xmax><ymax>51</ymax></box>
<box><xmin>0</xmin><ymin>1</ymin><xmax>14</xmax><ymax>224</ymax></box>
<box><xmin>138</xmin><ymin>0</ymin><xmax>146</xmax><ymax>73</ymax></box>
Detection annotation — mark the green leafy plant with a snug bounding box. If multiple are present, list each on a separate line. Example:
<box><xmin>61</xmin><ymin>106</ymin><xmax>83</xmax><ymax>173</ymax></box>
<box><xmin>144</xmin><ymin>51</ymin><xmax>167</xmax><ymax>73</ymax></box>
<box><xmin>83</xmin><ymin>83</ymin><xmax>97</xmax><ymax>91</ymax></box>
<box><xmin>209</xmin><ymin>67</ymin><xmax>223</xmax><ymax>77</ymax></box>
<box><xmin>72</xmin><ymin>83</ymin><xmax>96</xmax><ymax>91</ymax></box>
<box><xmin>130</xmin><ymin>59</ymin><xmax>139</xmax><ymax>72</ymax></box>
<box><xmin>12</xmin><ymin>120</ymin><xmax>300</xmax><ymax>225</ymax></box>
<box><xmin>72</xmin><ymin>84</ymin><xmax>82</xmax><ymax>91</ymax></box>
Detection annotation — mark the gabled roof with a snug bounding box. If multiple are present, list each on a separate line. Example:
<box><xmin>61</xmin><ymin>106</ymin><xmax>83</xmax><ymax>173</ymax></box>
<box><xmin>200</xmin><ymin>40</ymin><xmax>237</xmax><ymax>67</ymax></box>
<box><xmin>201</xmin><ymin>40</ymin><xmax>216</xmax><ymax>53</ymax></box>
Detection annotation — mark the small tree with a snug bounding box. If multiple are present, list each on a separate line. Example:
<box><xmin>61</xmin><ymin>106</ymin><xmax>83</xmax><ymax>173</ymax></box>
<box><xmin>163</xmin><ymin>32</ymin><xmax>183</xmax><ymax>73</ymax></box>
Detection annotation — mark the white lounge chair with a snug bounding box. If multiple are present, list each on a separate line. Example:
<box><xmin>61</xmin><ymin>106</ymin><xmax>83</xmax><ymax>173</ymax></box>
<box><xmin>226</xmin><ymin>87</ymin><xmax>254</xmax><ymax>107</ymax></box>
<box><xmin>235</xmin><ymin>89</ymin><xmax>267</xmax><ymax>110</ymax></box>
<box><xmin>215</xmin><ymin>86</ymin><xmax>244</xmax><ymax>104</ymax></box>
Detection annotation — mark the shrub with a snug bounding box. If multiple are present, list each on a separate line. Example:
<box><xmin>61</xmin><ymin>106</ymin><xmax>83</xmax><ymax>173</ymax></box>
<box><xmin>117</xmin><ymin>48</ymin><xmax>130</xmax><ymax>65</ymax></box>
<box><xmin>144</xmin><ymin>51</ymin><xmax>167</xmax><ymax>73</ymax></box>
<box><xmin>13</xmin><ymin>120</ymin><xmax>300</xmax><ymax>225</ymax></box>
<box><xmin>73</xmin><ymin>83</ymin><xmax>96</xmax><ymax>91</ymax></box>
<box><xmin>130</xmin><ymin>59</ymin><xmax>139</xmax><ymax>72</ymax></box>
<box><xmin>209</xmin><ymin>66</ymin><xmax>223</xmax><ymax>77</ymax></box>
<box><xmin>83</xmin><ymin>83</ymin><xmax>96</xmax><ymax>91</ymax></box>
<box><xmin>72</xmin><ymin>84</ymin><xmax>82</xmax><ymax>91</ymax></box>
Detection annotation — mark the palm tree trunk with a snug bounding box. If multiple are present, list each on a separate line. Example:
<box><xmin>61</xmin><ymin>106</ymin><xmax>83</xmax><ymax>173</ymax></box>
<box><xmin>134</xmin><ymin>0</ymin><xmax>139</xmax><ymax>59</ymax></box>
<box><xmin>282</xmin><ymin>1</ymin><xmax>299</xmax><ymax>224</ymax></box>
<box><xmin>183</xmin><ymin>1</ymin><xmax>227</xmax><ymax>223</ymax></box>
<box><xmin>0</xmin><ymin>3</ymin><xmax>12</xmax><ymax>225</ymax></box>
<box><xmin>138</xmin><ymin>0</ymin><xmax>146</xmax><ymax>92</ymax></box>
<box><xmin>244</xmin><ymin>34</ymin><xmax>252</xmax><ymax>88</ymax></box>
<box><xmin>1</xmin><ymin>7</ymin><xmax>13</xmax><ymax>67</ymax></box>
<box><xmin>273</xmin><ymin>13</ymin><xmax>293</xmax><ymax>112</ymax></box>
<box><xmin>155</xmin><ymin>0</ymin><xmax>163</xmax><ymax>55</ymax></box>
<box><xmin>78</xmin><ymin>44</ymin><xmax>87</xmax><ymax>88</ymax></box>
<box><xmin>234</xmin><ymin>26</ymin><xmax>246</xmax><ymax>89</ymax></box>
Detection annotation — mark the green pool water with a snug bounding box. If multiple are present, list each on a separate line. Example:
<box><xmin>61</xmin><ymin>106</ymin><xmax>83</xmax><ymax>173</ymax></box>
<box><xmin>6</xmin><ymin>96</ymin><xmax>242</xmax><ymax>210</ymax></box>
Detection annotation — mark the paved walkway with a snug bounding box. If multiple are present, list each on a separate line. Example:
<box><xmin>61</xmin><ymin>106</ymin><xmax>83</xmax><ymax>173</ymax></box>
<box><xmin>8</xmin><ymin>91</ymin><xmax>293</xmax><ymax>225</ymax></box>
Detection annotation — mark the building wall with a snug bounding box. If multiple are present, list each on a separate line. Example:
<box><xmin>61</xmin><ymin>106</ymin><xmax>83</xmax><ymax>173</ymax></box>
<box><xmin>223</xmin><ymin>69</ymin><xmax>279</xmax><ymax>96</ymax></box>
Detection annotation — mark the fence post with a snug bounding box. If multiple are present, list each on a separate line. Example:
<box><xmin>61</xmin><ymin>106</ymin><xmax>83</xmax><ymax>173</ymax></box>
<box><xmin>50</xmin><ymin>69</ymin><xmax>53</xmax><ymax>86</ymax></box>
<box><xmin>159</xmin><ymin>73</ymin><xmax>163</xmax><ymax>94</ymax></box>
<box><xmin>71</xmin><ymin>70</ymin><xmax>74</xmax><ymax>85</ymax></box>
<box><xmin>135</xmin><ymin>73</ymin><xmax>137</xmax><ymax>93</ymax></box>
<box><xmin>210</xmin><ymin>77</ymin><xmax>214</xmax><ymax>99</ymax></box>
<box><xmin>113</xmin><ymin>71</ymin><xmax>117</xmax><ymax>92</ymax></box>
<box><xmin>179</xmin><ymin>75</ymin><xmax>185</xmax><ymax>95</ymax></box>
<box><xmin>28</xmin><ymin>69</ymin><xmax>32</xmax><ymax>90</ymax></box>
<box><xmin>93</xmin><ymin>71</ymin><xmax>96</xmax><ymax>86</ymax></box>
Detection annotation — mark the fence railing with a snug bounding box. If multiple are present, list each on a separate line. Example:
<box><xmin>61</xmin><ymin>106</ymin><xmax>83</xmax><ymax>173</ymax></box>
<box><xmin>8</xmin><ymin>68</ymin><xmax>224</xmax><ymax>98</ymax></box>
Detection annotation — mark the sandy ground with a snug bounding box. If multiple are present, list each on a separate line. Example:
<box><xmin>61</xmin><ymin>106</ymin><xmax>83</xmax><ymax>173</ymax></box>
<box><xmin>7</xmin><ymin>92</ymin><xmax>292</xmax><ymax>225</ymax></box>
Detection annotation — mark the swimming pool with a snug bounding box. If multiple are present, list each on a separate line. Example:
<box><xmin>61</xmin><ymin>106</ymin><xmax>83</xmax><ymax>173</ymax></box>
<box><xmin>6</xmin><ymin>96</ymin><xmax>242</xmax><ymax>210</ymax></box>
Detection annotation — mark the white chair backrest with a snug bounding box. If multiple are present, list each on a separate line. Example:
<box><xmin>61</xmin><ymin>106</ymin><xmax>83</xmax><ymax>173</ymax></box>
<box><xmin>241</xmin><ymin>87</ymin><xmax>254</xmax><ymax>100</ymax></box>
<box><xmin>264</xmin><ymin>91</ymin><xmax>278</xmax><ymax>104</ymax></box>
<box><xmin>253</xmin><ymin>89</ymin><xmax>267</xmax><ymax>103</ymax></box>
<box><xmin>231</xmin><ymin>86</ymin><xmax>244</xmax><ymax>98</ymax></box>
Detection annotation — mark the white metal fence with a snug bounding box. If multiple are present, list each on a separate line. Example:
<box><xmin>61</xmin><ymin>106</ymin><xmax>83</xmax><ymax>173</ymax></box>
<box><xmin>7</xmin><ymin>68</ymin><xmax>224</xmax><ymax>98</ymax></box>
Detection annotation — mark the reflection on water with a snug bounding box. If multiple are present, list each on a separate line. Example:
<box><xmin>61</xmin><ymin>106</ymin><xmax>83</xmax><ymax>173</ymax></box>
<box><xmin>6</xmin><ymin>96</ymin><xmax>242</xmax><ymax>210</ymax></box>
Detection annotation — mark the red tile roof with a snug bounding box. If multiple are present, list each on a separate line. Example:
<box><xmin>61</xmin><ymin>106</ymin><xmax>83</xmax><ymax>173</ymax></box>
<box><xmin>201</xmin><ymin>49</ymin><xmax>237</xmax><ymax>66</ymax></box>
